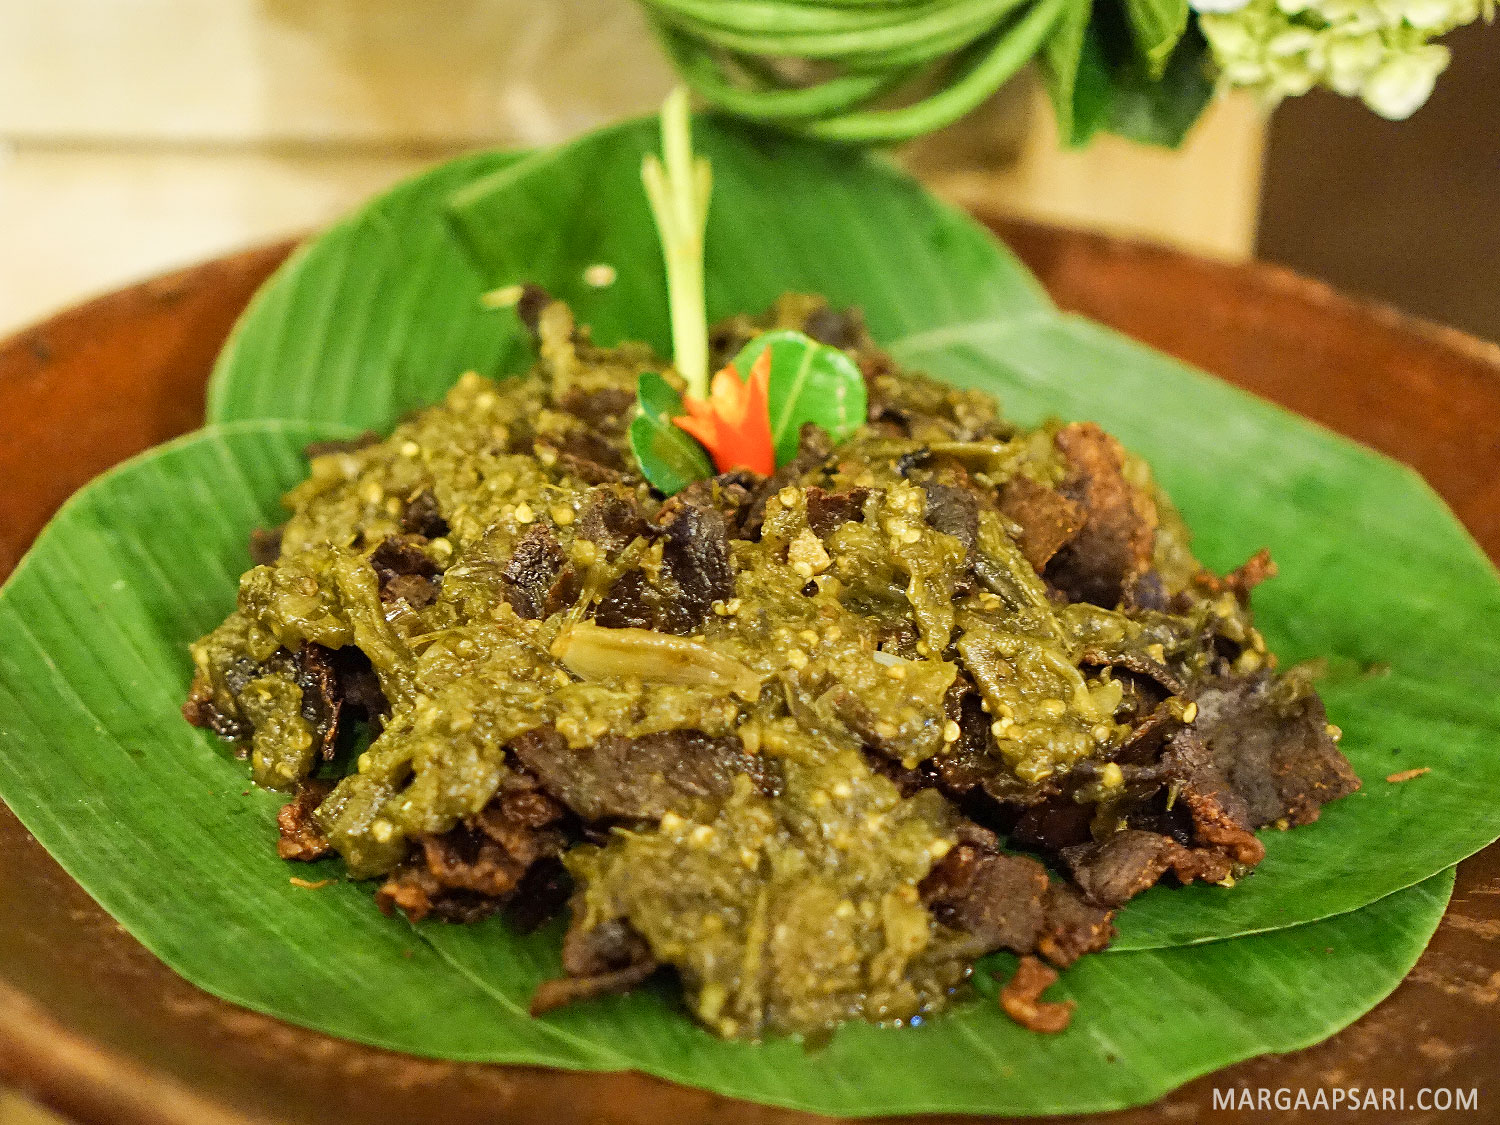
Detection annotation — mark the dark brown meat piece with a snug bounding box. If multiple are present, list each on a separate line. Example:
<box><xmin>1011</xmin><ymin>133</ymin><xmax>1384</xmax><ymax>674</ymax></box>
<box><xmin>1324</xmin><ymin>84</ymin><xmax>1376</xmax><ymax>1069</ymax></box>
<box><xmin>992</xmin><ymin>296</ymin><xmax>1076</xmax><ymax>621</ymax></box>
<box><xmin>593</xmin><ymin>501</ymin><xmax>734</xmax><ymax>634</ymax></box>
<box><xmin>1036</xmin><ymin>885</ymin><xmax>1116</xmax><ymax>968</ymax></box>
<box><xmin>658</xmin><ymin>504</ymin><xmax>734</xmax><ymax>631</ymax></box>
<box><xmin>1045</xmin><ymin>422</ymin><xmax>1158</xmax><ymax>608</ymax></box>
<box><xmin>248</xmin><ymin>525</ymin><xmax>284</xmax><ymax>566</ymax></box>
<box><xmin>805</xmin><ymin>486</ymin><xmax>869</xmax><ymax>539</ymax></box>
<box><xmin>500</xmin><ymin>524</ymin><xmax>578</xmax><ymax>619</ymax></box>
<box><xmin>277</xmin><ymin>779</ymin><xmax>334</xmax><ymax>861</ymax></box>
<box><xmin>576</xmin><ymin>490</ymin><xmax>648</xmax><ymax>558</ymax></box>
<box><xmin>530</xmin><ymin>916</ymin><xmax>658</xmax><ymax>1015</ymax></box>
<box><xmin>399</xmin><ymin>488</ymin><xmax>448</xmax><ymax>538</ymax></box>
<box><xmin>1062</xmin><ymin>829</ymin><xmax>1237</xmax><ymax>908</ymax></box>
<box><xmin>370</xmin><ymin>536</ymin><xmax>441</xmax><ymax>608</ymax></box>
<box><xmin>293</xmin><ymin>643</ymin><xmax>343</xmax><ymax>763</ymax></box>
<box><xmin>510</xmin><ymin>726</ymin><xmax>780</xmax><ymax>823</ymax></box>
<box><xmin>1193</xmin><ymin>671</ymin><xmax>1361</xmax><ymax>827</ymax></box>
<box><xmin>922</xmin><ymin>824</ymin><xmax>1116</xmax><ymax>967</ymax></box>
<box><xmin>998</xmin><ymin>955</ymin><xmax>1074</xmax><ymax>1034</ymax></box>
<box><xmin>377</xmin><ymin>773</ymin><xmax>569</xmax><ymax>923</ymax></box>
<box><xmin>998</xmin><ymin>475</ymin><xmax>1085</xmax><ymax>573</ymax></box>
<box><xmin>922</xmin><ymin>839</ymin><xmax>1048</xmax><ymax>954</ymax></box>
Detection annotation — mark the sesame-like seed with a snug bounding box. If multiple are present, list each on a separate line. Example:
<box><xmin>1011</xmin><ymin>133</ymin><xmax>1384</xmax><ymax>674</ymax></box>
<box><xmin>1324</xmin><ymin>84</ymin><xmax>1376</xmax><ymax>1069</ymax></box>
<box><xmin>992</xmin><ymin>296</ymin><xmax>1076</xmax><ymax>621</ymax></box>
<box><xmin>930</xmin><ymin>838</ymin><xmax>953</xmax><ymax>859</ymax></box>
<box><xmin>874</xmin><ymin>720</ymin><xmax>898</xmax><ymax>740</ymax></box>
<box><xmin>799</xmin><ymin>629</ymin><xmax>820</xmax><ymax>646</ymax></box>
<box><xmin>399</xmin><ymin>440</ymin><xmax>420</xmax><ymax>457</ymax></box>
<box><xmin>786</xmin><ymin>649</ymin><xmax>808</xmax><ymax>670</ymax></box>
<box><xmin>1325</xmin><ymin>723</ymin><xmax>1342</xmax><ymax>742</ymax></box>
<box><xmin>660</xmin><ymin>811</ymin><xmax>686</xmax><ymax>831</ymax></box>
<box><xmin>942</xmin><ymin>720</ymin><xmax>961</xmax><ymax>742</ymax></box>
<box><xmin>777</xmin><ymin>487</ymin><xmax>799</xmax><ymax>507</ymax></box>
<box><xmin>900</xmin><ymin>527</ymin><xmax>921</xmax><ymax>544</ymax></box>
<box><xmin>690</xmin><ymin>824</ymin><xmax>715</xmax><ymax>845</ymax></box>
<box><xmin>1182</xmin><ymin>701</ymin><xmax>1199</xmax><ymax>723</ymax></box>
<box><xmin>514</xmin><ymin>502</ymin><xmax>535</xmax><ymax>524</ymax></box>
<box><xmin>792</xmin><ymin>561</ymin><xmax>814</xmax><ymax>578</ymax></box>
<box><xmin>583</xmin><ymin>263</ymin><xmax>617</xmax><ymax>288</ymax></box>
<box><xmin>551</xmin><ymin>505</ymin><xmax>575</xmax><ymax>526</ymax></box>
<box><xmin>480</xmin><ymin>284</ymin><xmax>524</xmax><ymax>309</ymax></box>
<box><xmin>370</xmin><ymin>819</ymin><xmax>394</xmax><ymax>843</ymax></box>
<box><xmin>831</xmin><ymin>780</ymin><xmax>853</xmax><ymax>800</ymax></box>
<box><xmin>886</xmin><ymin>664</ymin><xmax>906</xmax><ymax>680</ymax></box>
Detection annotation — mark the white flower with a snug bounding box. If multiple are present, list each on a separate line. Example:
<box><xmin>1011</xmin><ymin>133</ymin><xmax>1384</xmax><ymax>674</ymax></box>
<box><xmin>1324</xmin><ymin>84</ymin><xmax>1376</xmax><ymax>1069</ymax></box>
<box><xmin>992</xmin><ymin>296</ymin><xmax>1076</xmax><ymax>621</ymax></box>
<box><xmin>1362</xmin><ymin>44</ymin><xmax>1450</xmax><ymax>117</ymax></box>
<box><xmin>1200</xmin><ymin>0</ymin><xmax>1478</xmax><ymax>117</ymax></box>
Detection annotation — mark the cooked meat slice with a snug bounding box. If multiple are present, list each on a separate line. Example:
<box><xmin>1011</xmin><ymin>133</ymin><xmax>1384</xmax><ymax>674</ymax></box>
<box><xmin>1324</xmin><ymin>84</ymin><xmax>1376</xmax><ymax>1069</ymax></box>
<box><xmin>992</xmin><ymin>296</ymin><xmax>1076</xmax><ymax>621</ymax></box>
<box><xmin>1062</xmin><ymin>829</ymin><xmax>1236</xmax><ymax>908</ymax></box>
<box><xmin>1036</xmin><ymin>885</ymin><xmax>1116</xmax><ymax>968</ymax></box>
<box><xmin>923</xmin><ymin>482</ymin><xmax>980</xmax><ymax>555</ymax></box>
<box><xmin>998</xmin><ymin>955</ymin><xmax>1074</xmax><ymax>1034</ymax></box>
<box><xmin>293</xmin><ymin>642</ymin><xmax>343</xmax><ymax>763</ymax></box>
<box><xmin>501</xmin><ymin>524</ymin><xmax>578</xmax><ymax>619</ymax></box>
<box><xmin>510</xmin><ymin>726</ymin><xmax>780</xmax><ymax>823</ymax></box>
<box><xmin>593</xmin><ymin>569</ymin><xmax>665</xmax><ymax>631</ymax></box>
<box><xmin>923</xmin><ymin>842</ymin><xmax>1048</xmax><ymax>955</ymax></box>
<box><xmin>658</xmin><ymin>503</ymin><xmax>734</xmax><ymax>631</ymax></box>
<box><xmin>576</xmin><ymin>490</ymin><xmax>648</xmax><ymax>558</ymax></box>
<box><xmin>530</xmin><ymin>916</ymin><xmax>657</xmax><ymax>1015</ymax></box>
<box><xmin>276</xmin><ymin>779</ymin><xmax>334</xmax><ymax>861</ymax></box>
<box><xmin>376</xmin><ymin>773</ymin><xmax>569</xmax><ymax>923</ymax></box>
<box><xmin>370</xmin><ymin>535</ymin><xmax>441</xmax><ymax>607</ymax></box>
<box><xmin>1010</xmin><ymin>797</ymin><xmax>1095</xmax><ymax>854</ymax></box>
<box><xmin>1193</xmin><ymin>671</ymin><xmax>1361</xmax><ymax>827</ymax></box>
<box><xmin>248</xmin><ymin>525</ymin><xmax>284</xmax><ymax>566</ymax></box>
<box><xmin>805</xmin><ymin>486</ymin><xmax>869</xmax><ymax>539</ymax></box>
<box><xmin>399</xmin><ymin>488</ymin><xmax>448</xmax><ymax>539</ymax></box>
<box><xmin>1160</xmin><ymin>727</ymin><xmax>1266</xmax><ymax>865</ymax></box>
<box><xmin>998</xmin><ymin>475</ymin><xmax>1086</xmax><ymax>572</ymax></box>
<box><xmin>1045</xmin><ymin>422</ymin><xmax>1158</xmax><ymax>608</ymax></box>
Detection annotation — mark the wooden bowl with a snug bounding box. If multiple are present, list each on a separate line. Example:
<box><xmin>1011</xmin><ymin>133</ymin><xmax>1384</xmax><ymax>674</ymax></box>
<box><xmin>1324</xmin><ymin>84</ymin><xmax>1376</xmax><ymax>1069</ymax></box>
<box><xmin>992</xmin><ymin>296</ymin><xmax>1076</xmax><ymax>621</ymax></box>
<box><xmin>1</xmin><ymin>221</ymin><xmax>1497</xmax><ymax>1125</ymax></box>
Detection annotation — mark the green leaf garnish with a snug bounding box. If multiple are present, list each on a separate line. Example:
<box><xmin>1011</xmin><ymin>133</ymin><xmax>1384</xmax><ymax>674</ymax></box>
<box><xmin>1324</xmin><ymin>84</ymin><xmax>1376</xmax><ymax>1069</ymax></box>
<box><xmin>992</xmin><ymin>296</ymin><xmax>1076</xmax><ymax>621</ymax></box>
<box><xmin>629</xmin><ymin>370</ymin><xmax>714</xmax><ymax>494</ymax></box>
<box><xmin>735</xmin><ymin>329</ymin><xmax>868</xmax><ymax>466</ymax></box>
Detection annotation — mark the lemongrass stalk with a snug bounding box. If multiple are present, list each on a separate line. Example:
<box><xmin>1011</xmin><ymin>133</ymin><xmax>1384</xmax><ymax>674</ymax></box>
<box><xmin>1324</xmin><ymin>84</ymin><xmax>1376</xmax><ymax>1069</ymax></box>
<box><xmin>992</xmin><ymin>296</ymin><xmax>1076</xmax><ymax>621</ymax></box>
<box><xmin>642</xmin><ymin>87</ymin><xmax>713</xmax><ymax>400</ymax></box>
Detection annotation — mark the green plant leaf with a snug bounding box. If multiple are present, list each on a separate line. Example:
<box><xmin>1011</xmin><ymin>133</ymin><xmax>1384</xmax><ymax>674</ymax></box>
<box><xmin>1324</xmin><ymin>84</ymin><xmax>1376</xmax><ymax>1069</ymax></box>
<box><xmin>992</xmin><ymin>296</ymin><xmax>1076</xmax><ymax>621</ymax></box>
<box><xmin>630</xmin><ymin>371</ymin><xmax>715</xmax><ymax>494</ymax></box>
<box><xmin>735</xmin><ymin>329</ymin><xmax>868</xmax><ymax>465</ymax></box>
<box><xmin>1122</xmin><ymin>0</ymin><xmax>1191</xmax><ymax>77</ymax></box>
<box><xmin>1039</xmin><ymin>7</ymin><xmax>1214</xmax><ymax>149</ymax></box>
<box><xmin>202</xmin><ymin>126</ymin><xmax>1500</xmax><ymax>953</ymax></box>
<box><xmin>207</xmin><ymin>150</ymin><xmax>536</xmax><ymax>428</ymax></box>
<box><xmin>207</xmin><ymin>115</ymin><xmax>1051</xmax><ymax>432</ymax></box>
<box><xmin>0</xmin><ymin>419</ymin><xmax>1456</xmax><ymax>1114</ymax></box>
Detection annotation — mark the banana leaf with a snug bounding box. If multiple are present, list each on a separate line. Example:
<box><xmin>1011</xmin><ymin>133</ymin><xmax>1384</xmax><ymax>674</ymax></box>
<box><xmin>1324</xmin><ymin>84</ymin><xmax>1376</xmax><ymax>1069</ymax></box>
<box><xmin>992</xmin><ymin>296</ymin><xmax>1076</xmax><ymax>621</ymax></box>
<box><xmin>207</xmin><ymin>116</ymin><xmax>1500</xmax><ymax>949</ymax></box>
<box><xmin>0</xmin><ymin>421</ymin><xmax>1457</xmax><ymax>1117</ymax></box>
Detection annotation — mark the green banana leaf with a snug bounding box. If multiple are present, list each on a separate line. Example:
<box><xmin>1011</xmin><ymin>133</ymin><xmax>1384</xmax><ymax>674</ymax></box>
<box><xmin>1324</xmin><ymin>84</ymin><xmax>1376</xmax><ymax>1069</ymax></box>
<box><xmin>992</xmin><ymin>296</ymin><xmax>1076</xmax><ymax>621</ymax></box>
<box><xmin>206</xmin><ymin>115</ymin><xmax>1500</xmax><ymax>950</ymax></box>
<box><xmin>0</xmin><ymin>421</ymin><xmax>1456</xmax><ymax>1116</ymax></box>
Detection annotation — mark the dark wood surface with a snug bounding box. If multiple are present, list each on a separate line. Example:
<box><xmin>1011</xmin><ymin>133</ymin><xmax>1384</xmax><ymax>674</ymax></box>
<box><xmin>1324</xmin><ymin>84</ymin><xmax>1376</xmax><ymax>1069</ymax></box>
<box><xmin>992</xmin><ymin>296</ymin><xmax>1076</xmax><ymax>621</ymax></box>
<box><xmin>1</xmin><ymin>222</ymin><xmax>1496</xmax><ymax>1125</ymax></box>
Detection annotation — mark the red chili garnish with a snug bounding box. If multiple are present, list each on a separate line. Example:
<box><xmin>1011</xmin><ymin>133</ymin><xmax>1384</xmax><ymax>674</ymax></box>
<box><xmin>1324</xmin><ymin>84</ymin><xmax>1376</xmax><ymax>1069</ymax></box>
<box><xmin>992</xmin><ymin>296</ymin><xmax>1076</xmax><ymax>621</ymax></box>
<box><xmin>672</xmin><ymin>348</ymin><xmax>775</xmax><ymax>475</ymax></box>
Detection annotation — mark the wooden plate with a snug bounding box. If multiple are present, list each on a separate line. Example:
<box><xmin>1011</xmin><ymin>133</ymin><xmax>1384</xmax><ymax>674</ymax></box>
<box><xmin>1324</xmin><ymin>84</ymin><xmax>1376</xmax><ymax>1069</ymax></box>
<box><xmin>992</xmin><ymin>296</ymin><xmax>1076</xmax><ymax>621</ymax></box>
<box><xmin>1</xmin><ymin>221</ymin><xmax>1496</xmax><ymax>1125</ymax></box>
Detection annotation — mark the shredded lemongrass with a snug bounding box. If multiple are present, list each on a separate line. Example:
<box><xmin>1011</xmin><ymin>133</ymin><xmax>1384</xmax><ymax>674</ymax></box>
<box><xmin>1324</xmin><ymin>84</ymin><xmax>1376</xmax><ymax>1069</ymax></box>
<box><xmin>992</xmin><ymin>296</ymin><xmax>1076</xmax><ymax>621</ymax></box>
<box><xmin>641</xmin><ymin>87</ymin><xmax>713</xmax><ymax>400</ymax></box>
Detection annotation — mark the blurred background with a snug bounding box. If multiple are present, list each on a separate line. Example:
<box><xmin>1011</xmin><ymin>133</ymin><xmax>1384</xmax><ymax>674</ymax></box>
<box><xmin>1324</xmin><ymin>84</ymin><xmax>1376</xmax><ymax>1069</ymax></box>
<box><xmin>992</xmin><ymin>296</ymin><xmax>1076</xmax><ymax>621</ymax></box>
<box><xmin>0</xmin><ymin>0</ymin><xmax>1493</xmax><ymax>348</ymax></box>
<box><xmin>0</xmin><ymin>4</ymin><xmax>1493</xmax><ymax>1122</ymax></box>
